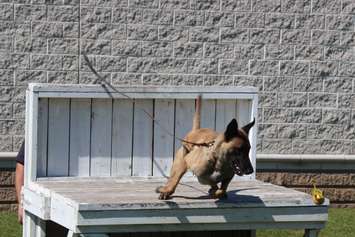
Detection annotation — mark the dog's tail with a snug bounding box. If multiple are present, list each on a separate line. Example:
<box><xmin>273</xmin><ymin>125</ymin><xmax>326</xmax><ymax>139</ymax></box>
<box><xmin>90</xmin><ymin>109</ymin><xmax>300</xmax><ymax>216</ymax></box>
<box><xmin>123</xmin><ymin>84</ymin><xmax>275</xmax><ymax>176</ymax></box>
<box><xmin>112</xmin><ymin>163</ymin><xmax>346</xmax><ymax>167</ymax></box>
<box><xmin>192</xmin><ymin>95</ymin><xmax>201</xmax><ymax>131</ymax></box>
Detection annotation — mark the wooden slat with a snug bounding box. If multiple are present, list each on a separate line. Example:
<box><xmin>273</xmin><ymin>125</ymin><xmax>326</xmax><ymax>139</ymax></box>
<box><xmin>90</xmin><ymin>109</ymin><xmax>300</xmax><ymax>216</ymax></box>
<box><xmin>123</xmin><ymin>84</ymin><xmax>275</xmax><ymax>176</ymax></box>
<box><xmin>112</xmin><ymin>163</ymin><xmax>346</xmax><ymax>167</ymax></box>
<box><xmin>37</xmin><ymin>98</ymin><xmax>48</xmax><ymax>177</ymax></box>
<box><xmin>31</xmin><ymin>84</ymin><xmax>258</xmax><ymax>95</ymax></box>
<box><xmin>215</xmin><ymin>100</ymin><xmax>236</xmax><ymax>133</ymax></box>
<box><xmin>201</xmin><ymin>99</ymin><xmax>216</xmax><ymax>129</ymax></box>
<box><xmin>174</xmin><ymin>99</ymin><xmax>195</xmax><ymax>177</ymax></box>
<box><xmin>174</xmin><ymin>99</ymin><xmax>194</xmax><ymax>151</ymax></box>
<box><xmin>69</xmin><ymin>99</ymin><xmax>91</xmax><ymax>177</ymax></box>
<box><xmin>90</xmin><ymin>99</ymin><xmax>112</xmax><ymax>176</ymax></box>
<box><xmin>153</xmin><ymin>99</ymin><xmax>175</xmax><ymax>177</ymax></box>
<box><xmin>236</xmin><ymin>99</ymin><xmax>254</xmax><ymax>181</ymax></box>
<box><xmin>132</xmin><ymin>99</ymin><xmax>153</xmax><ymax>176</ymax></box>
<box><xmin>111</xmin><ymin>99</ymin><xmax>133</xmax><ymax>176</ymax></box>
<box><xmin>47</xmin><ymin>99</ymin><xmax>70</xmax><ymax>177</ymax></box>
<box><xmin>236</xmin><ymin>100</ymin><xmax>251</xmax><ymax>127</ymax></box>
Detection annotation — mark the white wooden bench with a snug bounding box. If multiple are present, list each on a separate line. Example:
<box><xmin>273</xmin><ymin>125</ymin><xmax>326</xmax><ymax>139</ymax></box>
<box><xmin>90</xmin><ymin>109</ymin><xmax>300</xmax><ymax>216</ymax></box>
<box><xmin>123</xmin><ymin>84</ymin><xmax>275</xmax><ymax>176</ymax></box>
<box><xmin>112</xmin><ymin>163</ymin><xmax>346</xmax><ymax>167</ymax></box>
<box><xmin>22</xmin><ymin>83</ymin><xmax>328</xmax><ymax>237</ymax></box>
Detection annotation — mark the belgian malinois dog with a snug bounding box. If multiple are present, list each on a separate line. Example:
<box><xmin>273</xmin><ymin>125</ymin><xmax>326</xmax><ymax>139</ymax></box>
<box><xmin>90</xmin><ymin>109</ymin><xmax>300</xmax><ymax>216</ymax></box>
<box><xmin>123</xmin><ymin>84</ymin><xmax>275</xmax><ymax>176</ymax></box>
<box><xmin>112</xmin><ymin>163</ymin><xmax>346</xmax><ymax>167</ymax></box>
<box><xmin>157</xmin><ymin>96</ymin><xmax>255</xmax><ymax>200</ymax></box>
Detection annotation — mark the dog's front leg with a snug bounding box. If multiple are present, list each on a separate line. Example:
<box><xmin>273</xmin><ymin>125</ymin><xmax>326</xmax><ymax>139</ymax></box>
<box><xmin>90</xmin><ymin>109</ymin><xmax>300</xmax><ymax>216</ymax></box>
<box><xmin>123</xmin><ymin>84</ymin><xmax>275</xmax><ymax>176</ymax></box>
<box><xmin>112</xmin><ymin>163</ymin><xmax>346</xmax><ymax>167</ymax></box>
<box><xmin>213</xmin><ymin>177</ymin><xmax>233</xmax><ymax>199</ymax></box>
<box><xmin>157</xmin><ymin>147</ymin><xmax>187</xmax><ymax>200</ymax></box>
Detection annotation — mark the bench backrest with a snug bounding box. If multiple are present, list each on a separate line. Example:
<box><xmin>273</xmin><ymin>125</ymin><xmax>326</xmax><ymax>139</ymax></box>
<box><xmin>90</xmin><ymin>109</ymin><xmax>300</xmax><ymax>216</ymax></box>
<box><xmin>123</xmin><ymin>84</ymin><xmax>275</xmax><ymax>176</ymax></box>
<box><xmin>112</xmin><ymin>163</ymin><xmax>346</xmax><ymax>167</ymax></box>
<box><xmin>25</xmin><ymin>84</ymin><xmax>258</xmax><ymax>185</ymax></box>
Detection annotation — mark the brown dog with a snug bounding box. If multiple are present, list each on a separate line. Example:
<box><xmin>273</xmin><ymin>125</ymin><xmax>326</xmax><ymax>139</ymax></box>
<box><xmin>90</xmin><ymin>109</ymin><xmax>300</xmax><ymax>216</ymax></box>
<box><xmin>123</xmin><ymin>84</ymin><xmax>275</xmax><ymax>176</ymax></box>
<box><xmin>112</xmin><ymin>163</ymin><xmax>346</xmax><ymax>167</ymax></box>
<box><xmin>157</xmin><ymin>96</ymin><xmax>255</xmax><ymax>200</ymax></box>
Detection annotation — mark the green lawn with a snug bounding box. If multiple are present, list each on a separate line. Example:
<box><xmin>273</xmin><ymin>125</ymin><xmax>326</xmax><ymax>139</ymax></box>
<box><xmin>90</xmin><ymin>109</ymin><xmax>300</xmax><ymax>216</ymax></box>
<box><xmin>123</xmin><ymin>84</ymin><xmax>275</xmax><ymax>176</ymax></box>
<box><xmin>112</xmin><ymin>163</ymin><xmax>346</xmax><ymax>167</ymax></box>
<box><xmin>0</xmin><ymin>208</ymin><xmax>354</xmax><ymax>237</ymax></box>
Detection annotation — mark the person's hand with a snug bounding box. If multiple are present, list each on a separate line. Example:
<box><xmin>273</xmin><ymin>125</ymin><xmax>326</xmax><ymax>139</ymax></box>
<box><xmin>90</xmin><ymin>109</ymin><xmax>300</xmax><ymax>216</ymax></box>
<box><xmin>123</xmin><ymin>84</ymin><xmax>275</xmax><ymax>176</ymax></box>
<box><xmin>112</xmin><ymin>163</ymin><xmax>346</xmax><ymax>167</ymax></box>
<box><xmin>17</xmin><ymin>205</ymin><xmax>23</xmax><ymax>224</ymax></box>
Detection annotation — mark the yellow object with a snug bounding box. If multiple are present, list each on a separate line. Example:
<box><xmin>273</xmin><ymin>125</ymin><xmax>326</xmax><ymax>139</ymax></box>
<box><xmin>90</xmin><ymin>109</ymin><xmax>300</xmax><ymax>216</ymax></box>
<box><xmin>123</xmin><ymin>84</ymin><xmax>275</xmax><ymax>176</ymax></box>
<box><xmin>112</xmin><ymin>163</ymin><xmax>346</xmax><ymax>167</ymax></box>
<box><xmin>311</xmin><ymin>179</ymin><xmax>324</xmax><ymax>205</ymax></box>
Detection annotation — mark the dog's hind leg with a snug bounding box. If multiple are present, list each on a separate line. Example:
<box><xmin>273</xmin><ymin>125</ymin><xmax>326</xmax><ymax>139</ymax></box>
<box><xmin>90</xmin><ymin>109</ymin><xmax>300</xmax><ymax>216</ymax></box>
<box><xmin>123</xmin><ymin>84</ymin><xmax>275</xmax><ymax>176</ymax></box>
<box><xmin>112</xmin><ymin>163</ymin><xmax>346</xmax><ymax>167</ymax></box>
<box><xmin>157</xmin><ymin>147</ymin><xmax>188</xmax><ymax>200</ymax></box>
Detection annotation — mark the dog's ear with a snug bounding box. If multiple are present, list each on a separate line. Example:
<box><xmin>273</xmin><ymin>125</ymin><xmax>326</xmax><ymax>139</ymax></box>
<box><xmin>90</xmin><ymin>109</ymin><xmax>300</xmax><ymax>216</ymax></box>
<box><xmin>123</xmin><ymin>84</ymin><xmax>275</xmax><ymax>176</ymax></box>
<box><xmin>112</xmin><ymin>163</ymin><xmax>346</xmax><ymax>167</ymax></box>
<box><xmin>224</xmin><ymin>119</ymin><xmax>238</xmax><ymax>141</ymax></box>
<box><xmin>241</xmin><ymin>118</ymin><xmax>255</xmax><ymax>134</ymax></box>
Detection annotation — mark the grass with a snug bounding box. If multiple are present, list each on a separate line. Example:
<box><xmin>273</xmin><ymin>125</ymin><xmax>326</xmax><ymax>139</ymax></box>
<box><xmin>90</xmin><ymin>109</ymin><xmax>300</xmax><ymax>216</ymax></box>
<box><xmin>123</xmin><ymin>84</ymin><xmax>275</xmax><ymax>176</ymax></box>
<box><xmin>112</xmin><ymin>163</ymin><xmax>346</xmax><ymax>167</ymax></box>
<box><xmin>0</xmin><ymin>212</ymin><xmax>22</xmax><ymax>237</ymax></box>
<box><xmin>258</xmin><ymin>208</ymin><xmax>355</xmax><ymax>237</ymax></box>
<box><xmin>0</xmin><ymin>208</ymin><xmax>354</xmax><ymax>237</ymax></box>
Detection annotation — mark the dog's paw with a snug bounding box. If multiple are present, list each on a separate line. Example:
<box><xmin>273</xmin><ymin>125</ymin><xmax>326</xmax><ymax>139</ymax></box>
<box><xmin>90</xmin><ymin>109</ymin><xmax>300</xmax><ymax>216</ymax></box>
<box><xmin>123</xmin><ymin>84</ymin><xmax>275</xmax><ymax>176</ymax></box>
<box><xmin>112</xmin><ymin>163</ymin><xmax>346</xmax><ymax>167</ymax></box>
<box><xmin>208</xmin><ymin>187</ymin><xmax>218</xmax><ymax>195</ymax></box>
<box><xmin>211</xmin><ymin>189</ymin><xmax>227</xmax><ymax>199</ymax></box>
<box><xmin>156</xmin><ymin>186</ymin><xmax>173</xmax><ymax>200</ymax></box>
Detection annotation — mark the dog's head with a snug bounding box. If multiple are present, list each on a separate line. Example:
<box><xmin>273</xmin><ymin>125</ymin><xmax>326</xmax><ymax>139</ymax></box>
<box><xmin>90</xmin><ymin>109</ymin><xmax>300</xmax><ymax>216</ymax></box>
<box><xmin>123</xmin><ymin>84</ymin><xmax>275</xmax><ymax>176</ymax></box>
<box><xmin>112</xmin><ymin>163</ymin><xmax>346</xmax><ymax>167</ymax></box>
<box><xmin>218</xmin><ymin>118</ymin><xmax>255</xmax><ymax>176</ymax></box>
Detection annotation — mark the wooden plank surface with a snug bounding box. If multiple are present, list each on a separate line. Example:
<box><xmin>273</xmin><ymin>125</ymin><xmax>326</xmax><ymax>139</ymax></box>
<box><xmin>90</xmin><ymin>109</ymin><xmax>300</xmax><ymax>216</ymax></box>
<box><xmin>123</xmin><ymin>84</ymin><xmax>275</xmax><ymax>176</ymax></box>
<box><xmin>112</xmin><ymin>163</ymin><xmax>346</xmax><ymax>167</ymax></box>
<box><xmin>69</xmin><ymin>99</ymin><xmax>91</xmax><ymax>177</ymax></box>
<box><xmin>33</xmin><ymin>178</ymin><xmax>328</xmax><ymax>210</ymax></box>
<box><xmin>153</xmin><ymin>99</ymin><xmax>175</xmax><ymax>177</ymax></box>
<box><xmin>30</xmin><ymin>178</ymin><xmax>328</xmax><ymax>234</ymax></box>
<box><xmin>47</xmin><ymin>99</ymin><xmax>70</xmax><ymax>176</ymax></box>
<box><xmin>90</xmin><ymin>99</ymin><xmax>112</xmax><ymax>176</ymax></box>
<box><xmin>111</xmin><ymin>99</ymin><xmax>134</xmax><ymax>176</ymax></box>
<box><xmin>132</xmin><ymin>100</ymin><xmax>153</xmax><ymax>176</ymax></box>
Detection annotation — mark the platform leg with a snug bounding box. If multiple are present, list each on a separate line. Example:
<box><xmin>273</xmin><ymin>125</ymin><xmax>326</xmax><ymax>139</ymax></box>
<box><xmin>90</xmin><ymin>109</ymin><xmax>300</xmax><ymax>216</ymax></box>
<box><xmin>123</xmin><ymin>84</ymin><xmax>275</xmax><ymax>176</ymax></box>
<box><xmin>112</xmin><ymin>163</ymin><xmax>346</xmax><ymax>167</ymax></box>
<box><xmin>250</xmin><ymin>230</ymin><xmax>256</xmax><ymax>237</ymax></box>
<box><xmin>67</xmin><ymin>231</ymin><xmax>77</xmax><ymax>237</ymax></box>
<box><xmin>35</xmin><ymin>217</ymin><xmax>46</xmax><ymax>237</ymax></box>
<box><xmin>23</xmin><ymin>211</ymin><xmax>46</xmax><ymax>237</ymax></box>
<box><xmin>304</xmin><ymin>229</ymin><xmax>319</xmax><ymax>237</ymax></box>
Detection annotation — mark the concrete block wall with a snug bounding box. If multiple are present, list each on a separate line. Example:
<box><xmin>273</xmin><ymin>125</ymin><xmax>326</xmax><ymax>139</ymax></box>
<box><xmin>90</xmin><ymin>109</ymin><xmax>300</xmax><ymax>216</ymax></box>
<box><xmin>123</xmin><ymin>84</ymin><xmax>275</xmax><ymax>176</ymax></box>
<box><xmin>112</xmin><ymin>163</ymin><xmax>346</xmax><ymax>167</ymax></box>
<box><xmin>0</xmin><ymin>0</ymin><xmax>354</xmax><ymax>155</ymax></box>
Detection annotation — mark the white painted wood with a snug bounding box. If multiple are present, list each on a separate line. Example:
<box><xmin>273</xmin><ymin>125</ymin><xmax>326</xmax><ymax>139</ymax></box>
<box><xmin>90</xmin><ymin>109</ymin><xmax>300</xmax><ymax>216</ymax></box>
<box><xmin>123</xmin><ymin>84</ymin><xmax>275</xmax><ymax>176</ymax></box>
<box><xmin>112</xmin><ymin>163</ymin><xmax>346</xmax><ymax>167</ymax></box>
<box><xmin>24</xmin><ymin>90</ymin><xmax>30</xmax><ymax>186</ymax></box>
<box><xmin>132</xmin><ymin>99</ymin><xmax>153</xmax><ymax>176</ymax></box>
<box><xmin>249</xmin><ymin>94</ymin><xmax>258</xmax><ymax>180</ymax></box>
<box><xmin>37</xmin><ymin>98</ymin><xmax>48</xmax><ymax>177</ymax></box>
<box><xmin>24</xmin><ymin>90</ymin><xmax>41</xmax><ymax>237</ymax></box>
<box><xmin>174</xmin><ymin>99</ymin><xmax>194</xmax><ymax>151</ymax></box>
<box><xmin>30</xmin><ymin>84</ymin><xmax>258</xmax><ymax>94</ymax></box>
<box><xmin>24</xmin><ymin>84</ymin><xmax>328</xmax><ymax>237</ymax></box>
<box><xmin>23</xmin><ymin>187</ymin><xmax>50</xmax><ymax>219</ymax></box>
<box><xmin>76</xmin><ymin>222</ymin><xmax>325</xmax><ymax>234</ymax></box>
<box><xmin>174</xmin><ymin>99</ymin><xmax>195</xmax><ymax>177</ymax></box>
<box><xmin>66</xmin><ymin>230</ymin><xmax>76</xmax><ymax>237</ymax></box>
<box><xmin>76</xmin><ymin>208</ymin><xmax>328</xmax><ymax>226</ymax></box>
<box><xmin>47</xmin><ymin>99</ymin><xmax>70</xmax><ymax>177</ymax></box>
<box><xmin>23</xmin><ymin>211</ymin><xmax>37</xmax><ymax>237</ymax></box>
<box><xmin>215</xmin><ymin>100</ymin><xmax>237</xmax><ymax>133</ymax></box>
<box><xmin>25</xmin><ymin>90</ymin><xmax>39</xmax><ymax>185</ymax></box>
<box><xmin>236</xmin><ymin>99</ymin><xmax>252</xmax><ymax>127</ymax></box>
<box><xmin>90</xmin><ymin>99</ymin><xmax>112</xmax><ymax>177</ymax></box>
<box><xmin>39</xmin><ymin>92</ymin><xmax>256</xmax><ymax>100</ymax></box>
<box><xmin>200</xmin><ymin>99</ymin><xmax>216</xmax><ymax>129</ymax></box>
<box><xmin>34</xmin><ymin>178</ymin><xmax>330</xmax><ymax>209</ymax></box>
<box><xmin>111</xmin><ymin>99</ymin><xmax>133</xmax><ymax>176</ymax></box>
<box><xmin>50</xmin><ymin>191</ymin><xmax>78</xmax><ymax>231</ymax></box>
<box><xmin>235</xmin><ymin>99</ymin><xmax>255</xmax><ymax>181</ymax></box>
<box><xmin>304</xmin><ymin>229</ymin><xmax>319</xmax><ymax>237</ymax></box>
<box><xmin>153</xmin><ymin>99</ymin><xmax>175</xmax><ymax>177</ymax></box>
<box><xmin>35</xmin><ymin>218</ymin><xmax>46</xmax><ymax>237</ymax></box>
<box><xmin>69</xmin><ymin>99</ymin><xmax>91</xmax><ymax>177</ymax></box>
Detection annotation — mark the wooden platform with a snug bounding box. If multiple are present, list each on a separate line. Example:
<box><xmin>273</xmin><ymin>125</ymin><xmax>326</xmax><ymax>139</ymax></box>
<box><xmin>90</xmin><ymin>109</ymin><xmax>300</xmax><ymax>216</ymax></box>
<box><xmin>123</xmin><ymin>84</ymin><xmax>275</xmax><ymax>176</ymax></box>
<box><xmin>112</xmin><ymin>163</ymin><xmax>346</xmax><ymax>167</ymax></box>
<box><xmin>24</xmin><ymin>177</ymin><xmax>328</xmax><ymax>234</ymax></box>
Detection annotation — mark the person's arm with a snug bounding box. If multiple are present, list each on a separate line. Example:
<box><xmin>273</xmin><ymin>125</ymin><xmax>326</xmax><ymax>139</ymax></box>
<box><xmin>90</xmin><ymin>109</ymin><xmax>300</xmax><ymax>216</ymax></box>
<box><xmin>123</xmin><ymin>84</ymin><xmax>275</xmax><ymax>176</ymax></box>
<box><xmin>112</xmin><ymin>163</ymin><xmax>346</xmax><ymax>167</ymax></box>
<box><xmin>15</xmin><ymin>162</ymin><xmax>24</xmax><ymax>224</ymax></box>
<box><xmin>15</xmin><ymin>141</ymin><xmax>25</xmax><ymax>224</ymax></box>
